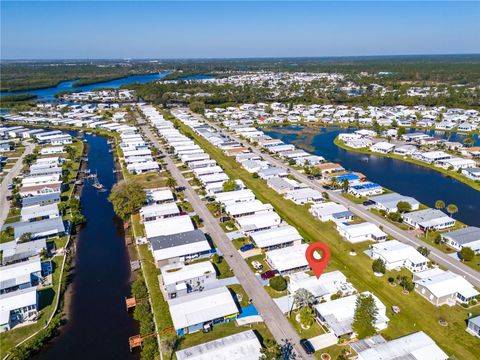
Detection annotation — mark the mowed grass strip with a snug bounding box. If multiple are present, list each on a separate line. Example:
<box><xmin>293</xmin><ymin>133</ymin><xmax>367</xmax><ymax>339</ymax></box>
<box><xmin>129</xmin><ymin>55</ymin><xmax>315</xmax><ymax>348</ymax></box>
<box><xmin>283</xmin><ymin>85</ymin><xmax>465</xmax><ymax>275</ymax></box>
<box><xmin>172</xmin><ymin>115</ymin><xmax>480</xmax><ymax>360</ymax></box>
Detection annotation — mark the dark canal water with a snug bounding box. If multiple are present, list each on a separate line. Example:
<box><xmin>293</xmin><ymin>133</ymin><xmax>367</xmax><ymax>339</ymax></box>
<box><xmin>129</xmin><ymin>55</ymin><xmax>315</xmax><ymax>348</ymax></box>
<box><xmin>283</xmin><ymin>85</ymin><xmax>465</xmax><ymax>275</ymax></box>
<box><xmin>264</xmin><ymin>125</ymin><xmax>480</xmax><ymax>227</ymax></box>
<box><xmin>35</xmin><ymin>134</ymin><xmax>138</xmax><ymax>359</ymax></box>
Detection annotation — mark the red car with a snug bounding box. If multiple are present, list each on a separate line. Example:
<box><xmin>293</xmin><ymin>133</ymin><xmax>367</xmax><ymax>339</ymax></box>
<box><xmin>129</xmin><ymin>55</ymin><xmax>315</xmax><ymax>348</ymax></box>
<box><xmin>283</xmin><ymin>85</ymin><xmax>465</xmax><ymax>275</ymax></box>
<box><xmin>261</xmin><ymin>270</ymin><xmax>279</xmax><ymax>280</ymax></box>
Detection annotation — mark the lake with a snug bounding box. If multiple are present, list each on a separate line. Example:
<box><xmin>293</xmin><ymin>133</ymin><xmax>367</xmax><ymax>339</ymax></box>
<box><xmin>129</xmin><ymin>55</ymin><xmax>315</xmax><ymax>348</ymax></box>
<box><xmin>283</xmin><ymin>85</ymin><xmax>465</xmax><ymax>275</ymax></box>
<box><xmin>264</xmin><ymin>125</ymin><xmax>480</xmax><ymax>227</ymax></box>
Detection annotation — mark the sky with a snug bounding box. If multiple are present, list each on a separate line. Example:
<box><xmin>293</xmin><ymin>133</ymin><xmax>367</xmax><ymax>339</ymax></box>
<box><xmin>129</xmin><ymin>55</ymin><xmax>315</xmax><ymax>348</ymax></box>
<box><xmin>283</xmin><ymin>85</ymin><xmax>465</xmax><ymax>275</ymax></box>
<box><xmin>1</xmin><ymin>1</ymin><xmax>479</xmax><ymax>59</ymax></box>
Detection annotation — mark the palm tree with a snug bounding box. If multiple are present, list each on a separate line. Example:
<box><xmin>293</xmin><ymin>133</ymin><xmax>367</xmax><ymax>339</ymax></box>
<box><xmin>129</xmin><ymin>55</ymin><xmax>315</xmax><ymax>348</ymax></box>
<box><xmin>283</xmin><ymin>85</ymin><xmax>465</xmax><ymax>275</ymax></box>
<box><xmin>435</xmin><ymin>200</ymin><xmax>445</xmax><ymax>210</ymax></box>
<box><xmin>166</xmin><ymin>177</ymin><xmax>177</xmax><ymax>189</ymax></box>
<box><xmin>341</xmin><ymin>178</ymin><xmax>350</xmax><ymax>193</ymax></box>
<box><xmin>446</xmin><ymin>204</ymin><xmax>458</xmax><ymax>218</ymax></box>
<box><xmin>290</xmin><ymin>288</ymin><xmax>315</xmax><ymax>316</ymax></box>
<box><xmin>330</xmin><ymin>177</ymin><xmax>339</xmax><ymax>189</ymax></box>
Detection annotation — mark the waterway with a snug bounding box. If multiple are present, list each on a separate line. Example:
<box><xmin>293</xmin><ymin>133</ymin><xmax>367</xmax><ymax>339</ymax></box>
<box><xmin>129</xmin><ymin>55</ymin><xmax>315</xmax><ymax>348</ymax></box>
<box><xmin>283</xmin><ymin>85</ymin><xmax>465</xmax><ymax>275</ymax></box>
<box><xmin>264</xmin><ymin>125</ymin><xmax>480</xmax><ymax>227</ymax></box>
<box><xmin>0</xmin><ymin>72</ymin><xmax>215</xmax><ymax>102</ymax></box>
<box><xmin>35</xmin><ymin>134</ymin><xmax>138</xmax><ymax>359</ymax></box>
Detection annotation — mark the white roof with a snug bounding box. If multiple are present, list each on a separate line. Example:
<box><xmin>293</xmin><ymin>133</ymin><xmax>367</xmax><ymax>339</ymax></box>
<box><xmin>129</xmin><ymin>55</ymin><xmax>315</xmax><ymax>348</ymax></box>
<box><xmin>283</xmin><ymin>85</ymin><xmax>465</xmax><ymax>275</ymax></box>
<box><xmin>21</xmin><ymin>203</ymin><xmax>59</xmax><ymax>221</ymax></box>
<box><xmin>310</xmin><ymin>201</ymin><xmax>348</xmax><ymax>217</ymax></box>
<box><xmin>225</xmin><ymin>200</ymin><xmax>273</xmax><ymax>217</ymax></box>
<box><xmin>342</xmin><ymin>222</ymin><xmax>386</xmax><ymax>238</ymax></box>
<box><xmin>289</xmin><ymin>270</ymin><xmax>353</xmax><ymax>298</ymax></box>
<box><xmin>371</xmin><ymin>142</ymin><xmax>396</xmax><ymax>150</ymax></box>
<box><xmin>140</xmin><ymin>203</ymin><xmax>180</xmax><ymax>219</ymax></box>
<box><xmin>371</xmin><ymin>240</ymin><xmax>429</xmax><ymax>265</ymax></box>
<box><xmin>266</xmin><ymin>244</ymin><xmax>309</xmax><ymax>272</ymax></box>
<box><xmin>161</xmin><ymin>261</ymin><xmax>216</xmax><ymax>286</ymax></box>
<box><xmin>357</xmin><ymin>331</ymin><xmax>448</xmax><ymax>360</ymax></box>
<box><xmin>214</xmin><ymin>189</ymin><xmax>255</xmax><ymax>205</ymax></box>
<box><xmin>414</xmin><ymin>269</ymin><xmax>479</xmax><ymax>298</ymax></box>
<box><xmin>0</xmin><ymin>286</ymin><xmax>37</xmax><ymax>325</ymax></box>
<box><xmin>149</xmin><ymin>189</ymin><xmax>174</xmax><ymax>202</ymax></box>
<box><xmin>175</xmin><ymin>330</ymin><xmax>261</xmax><ymax>360</ymax></box>
<box><xmin>250</xmin><ymin>225</ymin><xmax>302</xmax><ymax>248</ymax></box>
<box><xmin>168</xmin><ymin>286</ymin><xmax>238</xmax><ymax>330</ymax></box>
<box><xmin>144</xmin><ymin>215</ymin><xmax>194</xmax><ymax>239</ymax></box>
<box><xmin>236</xmin><ymin>212</ymin><xmax>281</xmax><ymax>232</ymax></box>
<box><xmin>0</xmin><ymin>257</ymin><xmax>41</xmax><ymax>291</ymax></box>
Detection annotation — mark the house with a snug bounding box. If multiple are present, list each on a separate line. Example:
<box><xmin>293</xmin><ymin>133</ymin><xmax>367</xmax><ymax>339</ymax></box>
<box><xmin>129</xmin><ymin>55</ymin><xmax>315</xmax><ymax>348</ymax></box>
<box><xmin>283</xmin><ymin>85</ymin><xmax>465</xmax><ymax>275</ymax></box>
<box><xmin>0</xmin><ymin>287</ymin><xmax>38</xmax><ymax>332</ymax></box>
<box><xmin>413</xmin><ymin>268</ymin><xmax>479</xmax><ymax>306</ymax></box>
<box><xmin>224</xmin><ymin>200</ymin><xmax>273</xmax><ymax>218</ymax></box>
<box><xmin>285</xmin><ymin>188</ymin><xmax>322</xmax><ymax>205</ymax></box>
<box><xmin>288</xmin><ymin>270</ymin><xmax>356</xmax><ymax>301</ymax></box>
<box><xmin>402</xmin><ymin>209</ymin><xmax>455</xmax><ymax>231</ymax></box>
<box><xmin>258</xmin><ymin>167</ymin><xmax>288</xmax><ymax>180</ymax></box>
<box><xmin>309</xmin><ymin>202</ymin><xmax>352</xmax><ymax>223</ymax></box>
<box><xmin>126</xmin><ymin>161</ymin><xmax>160</xmax><ymax>174</ymax></box>
<box><xmin>437</xmin><ymin>157</ymin><xmax>476</xmax><ymax>171</ymax></box>
<box><xmin>316</xmin><ymin>163</ymin><xmax>344</xmax><ymax>174</ymax></box>
<box><xmin>462</xmin><ymin>168</ymin><xmax>480</xmax><ymax>181</ymax></box>
<box><xmin>213</xmin><ymin>189</ymin><xmax>255</xmax><ymax>206</ymax></box>
<box><xmin>337</xmin><ymin>222</ymin><xmax>387</xmax><ymax>243</ymax></box>
<box><xmin>369</xmin><ymin>193</ymin><xmax>420</xmax><ymax>213</ymax></box>
<box><xmin>0</xmin><ymin>239</ymin><xmax>46</xmax><ymax>265</ymax></box>
<box><xmin>466</xmin><ymin>316</ymin><xmax>480</xmax><ymax>337</ymax></box>
<box><xmin>265</xmin><ymin>244</ymin><xmax>309</xmax><ymax>274</ymax></box>
<box><xmin>314</xmin><ymin>292</ymin><xmax>389</xmax><ymax>338</ymax></box>
<box><xmin>370</xmin><ymin>142</ymin><xmax>395</xmax><ymax>154</ymax></box>
<box><xmin>140</xmin><ymin>203</ymin><xmax>180</xmax><ymax>222</ymax></box>
<box><xmin>236</xmin><ymin>212</ymin><xmax>281</xmax><ymax>233</ymax></box>
<box><xmin>168</xmin><ymin>286</ymin><xmax>239</xmax><ymax>335</ymax></box>
<box><xmin>144</xmin><ymin>215</ymin><xmax>194</xmax><ymax>239</ymax></box>
<box><xmin>413</xmin><ymin>151</ymin><xmax>451</xmax><ymax>164</ymax></box>
<box><xmin>148</xmin><ymin>229</ymin><xmax>212</xmax><ymax>266</ymax></box>
<box><xmin>249</xmin><ymin>225</ymin><xmax>302</xmax><ymax>251</ymax></box>
<box><xmin>0</xmin><ymin>257</ymin><xmax>42</xmax><ymax>294</ymax></box>
<box><xmin>21</xmin><ymin>193</ymin><xmax>60</xmax><ymax>208</ymax></box>
<box><xmin>349</xmin><ymin>182</ymin><xmax>383</xmax><ymax>198</ymax></box>
<box><xmin>5</xmin><ymin>217</ymin><xmax>65</xmax><ymax>240</ymax></box>
<box><xmin>351</xmin><ymin>331</ymin><xmax>448</xmax><ymax>360</ymax></box>
<box><xmin>368</xmin><ymin>240</ymin><xmax>429</xmax><ymax>272</ymax></box>
<box><xmin>267</xmin><ymin>176</ymin><xmax>302</xmax><ymax>194</ymax></box>
<box><xmin>160</xmin><ymin>261</ymin><xmax>217</xmax><ymax>299</ymax></box>
<box><xmin>441</xmin><ymin>227</ymin><xmax>480</xmax><ymax>253</ymax></box>
<box><xmin>394</xmin><ymin>145</ymin><xmax>417</xmax><ymax>156</ymax></box>
<box><xmin>175</xmin><ymin>330</ymin><xmax>262</xmax><ymax>360</ymax></box>
<box><xmin>20</xmin><ymin>203</ymin><xmax>60</xmax><ymax>222</ymax></box>
<box><xmin>146</xmin><ymin>188</ymin><xmax>175</xmax><ymax>204</ymax></box>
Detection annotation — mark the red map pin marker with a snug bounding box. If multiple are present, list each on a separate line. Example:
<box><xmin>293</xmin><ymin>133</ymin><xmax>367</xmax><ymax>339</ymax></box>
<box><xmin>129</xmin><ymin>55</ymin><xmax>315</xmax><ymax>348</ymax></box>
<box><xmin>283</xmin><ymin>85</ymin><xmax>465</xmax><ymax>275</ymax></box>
<box><xmin>305</xmin><ymin>242</ymin><xmax>331</xmax><ymax>279</ymax></box>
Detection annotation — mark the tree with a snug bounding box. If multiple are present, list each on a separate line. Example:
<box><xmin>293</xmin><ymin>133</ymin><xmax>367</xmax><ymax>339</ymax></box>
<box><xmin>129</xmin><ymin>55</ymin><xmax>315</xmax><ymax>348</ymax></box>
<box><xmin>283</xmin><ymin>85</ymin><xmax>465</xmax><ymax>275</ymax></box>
<box><xmin>260</xmin><ymin>339</ymin><xmax>282</xmax><ymax>360</ymax></box>
<box><xmin>459</xmin><ymin>247</ymin><xmax>475</xmax><ymax>262</ymax></box>
<box><xmin>269</xmin><ymin>276</ymin><xmax>287</xmax><ymax>292</ymax></box>
<box><xmin>299</xmin><ymin>306</ymin><xmax>315</xmax><ymax>327</ymax></box>
<box><xmin>372</xmin><ymin>258</ymin><xmax>386</xmax><ymax>274</ymax></box>
<box><xmin>293</xmin><ymin>288</ymin><xmax>316</xmax><ymax>309</ymax></box>
<box><xmin>166</xmin><ymin>177</ymin><xmax>177</xmax><ymax>189</ymax></box>
<box><xmin>396</xmin><ymin>201</ymin><xmax>412</xmax><ymax>213</ymax></box>
<box><xmin>388</xmin><ymin>212</ymin><xmax>402</xmax><ymax>222</ymax></box>
<box><xmin>222</xmin><ymin>179</ymin><xmax>237</xmax><ymax>192</ymax></box>
<box><xmin>397</xmin><ymin>126</ymin><xmax>406</xmax><ymax>138</ymax></box>
<box><xmin>352</xmin><ymin>294</ymin><xmax>378</xmax><ymax>339</ymax></box>
<box><xmin>341</xmin><ymin>178</ymin><xmax>349</xmax><ymax>193</ymax></box>
<box><xmin>189</xmin><ymin>100</ymin><xmax>205</xmax><ymax>114</ymax></box>
<box><xmin>446</xmin><ymin>204</ymin><xmax>458</xmax><ymax>218</ymax></box>
<box><xmin>435</xmin><ymin>200</ymin><xmax>445</xmax><ymax>210</ymax></box>
<box><xmin>330</xmin><ymin>177</ymin><xmax>339</xmax><ymax>189</ymax></box>
<box><xmin>417</xmin><ymin>246</ymin><xmax>430</xmax><ymax>257</ymax></box>
<box><xmin>108</xmin><ymin>180</ymin><xmax>146</xmax><ymax>220</ymax></box>
<box><xmin>18</xmin><ymin>232</ymin><xmax>32</xmax><ymax>243</ymax></box>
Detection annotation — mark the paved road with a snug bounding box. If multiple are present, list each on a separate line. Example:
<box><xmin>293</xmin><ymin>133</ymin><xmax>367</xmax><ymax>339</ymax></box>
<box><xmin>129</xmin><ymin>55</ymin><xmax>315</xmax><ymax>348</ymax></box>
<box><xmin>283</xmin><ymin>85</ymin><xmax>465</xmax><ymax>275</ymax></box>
<box><xmin>0</xmin><ymin>142</ymin><xmax>35</xmax><ymax>227</ymax></box>
<box><xmin>177</xmin><ymin>109</ymin><xmax>480</xmax><ymax>288</ymax></box>
<box><xmin>137</xmin><ymin>114</ymin><xmax>312</xmax><ymax>359</ymax></box>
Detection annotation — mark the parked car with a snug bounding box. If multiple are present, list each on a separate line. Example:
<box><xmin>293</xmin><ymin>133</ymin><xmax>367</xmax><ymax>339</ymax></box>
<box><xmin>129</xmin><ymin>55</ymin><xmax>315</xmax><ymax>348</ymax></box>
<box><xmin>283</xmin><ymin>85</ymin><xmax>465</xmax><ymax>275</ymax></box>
<box><xmin>260</xmin><ymin>270</ymin><xmax>278</xmax><ymax>280</ymax></box>
<box><xmin>251</xmin><ymin>260</ymin><xmax>263</xmax><ymax>270</ymax></box>
<box><xmin>7</xmin><ymin>183</ymin><xmax>14</xmax><ymax>190</ymax></box>
<box><xmin>240</xmin><ymin>244</ymin><xmax>255</xmax><ymax>252</ymax></box>
<box><xmin>362</xmin><ymin>200</ymin><xmax>375</xmax><ymax>206</ymax></box>
<box><xmin>300</xmin><ymin>339</ymin><xmax>315</xmax><ymax>354</ymax></box>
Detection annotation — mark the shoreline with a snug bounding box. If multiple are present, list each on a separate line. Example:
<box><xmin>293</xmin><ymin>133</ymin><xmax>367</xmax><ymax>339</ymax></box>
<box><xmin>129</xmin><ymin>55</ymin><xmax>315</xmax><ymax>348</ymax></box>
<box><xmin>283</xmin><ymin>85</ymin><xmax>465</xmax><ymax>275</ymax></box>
<box><xmin>333</xmin><ymin>137</ymin><xmax>480</xmax><ymax>191</ymax></box>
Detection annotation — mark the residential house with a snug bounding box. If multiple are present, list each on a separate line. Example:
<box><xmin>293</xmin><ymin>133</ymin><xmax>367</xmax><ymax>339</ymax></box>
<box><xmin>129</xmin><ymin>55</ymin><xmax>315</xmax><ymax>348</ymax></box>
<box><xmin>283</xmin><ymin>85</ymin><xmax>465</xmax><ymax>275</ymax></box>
<box><xmin>288</xmin><ymin>270</ymin><xmax>356</xmax><ymax>301</ymax></box>
<box><xmin>337</xmin><ymin>222</ymin><xmax>387</xmax><ymax>243</ymax></box>
<box><xmin>441</xmin><ymin>227</ymin><xmax>480</xmax><ymax>253</ymax></box>
<box><xmin>265</xmin><ymin>244</ymin><xmax>309</xmax><ymax>274</ymax></box>
<box><xmin>249</xmin><ymin>225</ymin><xmax>302</xmax><ymax>251</ymax></box>
<box><xmin>368</xmin><ymin>240</ymin><xmax>429</xmax><ymax>272</ymax></box>
<box><xmin>370</xmin><ymin>193</ymin><xmax>420</xmax><ymax>213</ymax></box>
<box><xmin>402</xmin><ymin>209</ymin><xmax>455</xmax><ymax>231</ymax></box>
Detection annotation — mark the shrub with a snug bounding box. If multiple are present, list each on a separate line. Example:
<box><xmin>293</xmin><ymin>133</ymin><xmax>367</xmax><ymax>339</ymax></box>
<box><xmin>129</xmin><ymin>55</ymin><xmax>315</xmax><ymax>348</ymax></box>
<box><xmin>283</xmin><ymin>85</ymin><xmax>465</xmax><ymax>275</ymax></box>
<box><xmin>269</xmin><ymin>275</ymin><xmax>287</xmax><ymax>291</ymax></box>
<box><xmin>372</xmin><ymin>259</ymin><xmax>386</xmax><ymax>274</ymax></box>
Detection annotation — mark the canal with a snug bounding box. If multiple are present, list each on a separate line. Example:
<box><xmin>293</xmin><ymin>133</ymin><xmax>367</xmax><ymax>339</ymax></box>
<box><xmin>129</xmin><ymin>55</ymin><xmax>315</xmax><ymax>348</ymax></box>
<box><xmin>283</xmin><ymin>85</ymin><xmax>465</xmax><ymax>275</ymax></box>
<box><xmin>35</xmin><ymin>133</ymin><xmax>138</xmax><ymax>359</ymax></box>
<box><xmin>264</xmin><ymin>125</ymin><xmax>480</xmax><ymax>227</ymax></box>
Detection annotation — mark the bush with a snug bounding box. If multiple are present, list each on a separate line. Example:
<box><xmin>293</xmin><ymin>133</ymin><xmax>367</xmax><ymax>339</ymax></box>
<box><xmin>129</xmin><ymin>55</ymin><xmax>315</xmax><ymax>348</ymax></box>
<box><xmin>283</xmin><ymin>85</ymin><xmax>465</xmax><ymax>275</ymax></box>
<box><xmin>372</xmin><ymin>259</ymin><xmax>386</xmax><ymax>274</ymax></box>
<box><xmin>388</xmin><ymin>277</ymin><xmax>395</xmax><ymax>284</ymax></box>
<box><xmin>269</xmin><ymin>275</ymin><xmax>287</xmax><ymax>291</ymax></box>
<box><xmin>459</xmin><ymin>247</ymin><xmax>475</xmax><ymax>262</ymax></box>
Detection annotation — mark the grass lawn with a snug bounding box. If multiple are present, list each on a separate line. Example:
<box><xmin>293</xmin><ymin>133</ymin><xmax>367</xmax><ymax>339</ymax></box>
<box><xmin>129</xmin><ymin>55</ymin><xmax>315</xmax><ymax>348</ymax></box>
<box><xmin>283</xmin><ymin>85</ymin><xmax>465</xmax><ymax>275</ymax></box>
<box><xmin>131</xmin><ymin>213</ymin><xmax>146</xmax><ymax>238</ymax></box>
<box><xmin>246</xmin><ymin>254</ymin><xmax>270</xmax><ymax>273</ymax></box>
<box><xmin>314</xmin><ymin>344</ymin><xmax>348</xmax><ymax>359</ymax></box>
<box><xmin>173</xmin><ymin>114</ymin><xmax>480</xmax><ymax>360</ymax></box>
<box><xmin>188</xmin><ymin>256</ymin><xmax>234</xmax><ymax>279</ymax></box>
<box><xmin>138</xmin><ymin>244</ymin><xmax>173</xmax><ymax>331</ymax></box>
<box><xmin>0</xmin><ymin>256</ymin><xmax>63</xmax><ymax>355</ymax></box>
<box><xmin>227</xmin><ymin>284</ymin><xmax>250</xmax><ymax>307</ymax></box>
<box><xmin>231</xmin><ymin>236</ymin><xmax>251</xmax><ymax>250</ymax></box>
<box><xmin>370</xmin><ymin>209</ymin><xmax>411</xmax><ymax>230</ymax></box>
<box><xmin>264</xmin><ymin>284</ymin><xmax>289</xmax><ymax>298</ymax></box>
<box><xmin>178</xmin><ymin>201</ymin><xmax>194</xmax><ymax>213</ymax></box>
<box><xmin>341</xmin><ymin>192</ymin><xmax>366</xmax><ymax>204</ymax></box>
<box><xmin>129</xmin><ymin>172</ymin><xmax>167</xmax><ymax>189</ymax></box>
<box><xmin>288</xmin><ymin>310</ymin><xmax>325</xmax><ymax>339</ymax></box>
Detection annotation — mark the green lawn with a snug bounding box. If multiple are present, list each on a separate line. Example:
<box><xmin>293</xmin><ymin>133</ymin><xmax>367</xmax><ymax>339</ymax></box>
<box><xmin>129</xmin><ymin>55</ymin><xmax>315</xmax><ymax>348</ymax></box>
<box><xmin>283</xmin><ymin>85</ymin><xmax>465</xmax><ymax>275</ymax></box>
<box><xmin>172</xmin><ymin>114</ymin><xmax>480</xmax><ymax>360</ymax></box>
<box><xmin>227</xmin><ymin>284</ymin><xmax>250</xmax><ymax>307</ymax></box>
<box><xmin>138</xmin><ymin>244</ymin><xmax>173</xmax><ymax>331</ymax></box>
<box><xmin>341</xmin><ymin>192</ymin><xmax>366</xmax><ymax>204</ymax></box>
<box><xmin>131</xmin><ymin>213</ymin><xmax>146</xmax><ymax>238</ymax></box>
<box><xmin>288</xmin><ymin>310</ymin><xmax>325</xmax><ymax>339</ymax></box>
